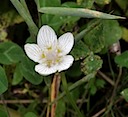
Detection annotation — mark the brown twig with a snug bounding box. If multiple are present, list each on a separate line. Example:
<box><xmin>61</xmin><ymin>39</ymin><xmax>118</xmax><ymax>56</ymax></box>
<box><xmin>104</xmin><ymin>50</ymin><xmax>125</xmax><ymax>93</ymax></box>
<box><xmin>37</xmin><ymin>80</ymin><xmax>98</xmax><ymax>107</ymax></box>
<box><xmin>98</xmin><ymin>70</ymin><xmax>115</xmax><ymax>86</ymax></box>
<box><xmin>0</xmin><ymin>99</ymin><xmax>47</xmax><ymax>104</ymax></box>
<box><xmin>110</xmin><ymin>67</ymin><xmax>122</xmax><ymax>106</ymax></box>
<box><xmin>92</xmin><ymin>108</ymin><xmax>106</xmax><ymax>117</ymax></box>
<box><xmin>104</xmin><ymin>67</ymin><xmax>122</xmax><ymax>116</ymax></box>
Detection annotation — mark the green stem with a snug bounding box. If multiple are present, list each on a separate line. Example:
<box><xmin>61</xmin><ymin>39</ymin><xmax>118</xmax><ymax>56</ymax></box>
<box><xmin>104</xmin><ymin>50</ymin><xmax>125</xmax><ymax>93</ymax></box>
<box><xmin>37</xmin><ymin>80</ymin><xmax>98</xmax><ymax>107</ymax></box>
<box><xmin>61</xmin><ymin>72</ymin><xmax>83</xmax><ymax>117</ymax></box>
<box><xmin>87</xmin><ymin>94</ymin><xmax>90</xmax><ymax>113</ymax></box>
<box><xmin>107</xmin><ymin>52</ymin><xmax>115</xmax><ymax>80</ymax></box>
<box><xmin>78</xmin><ymin>85</ymin><xmax>89</xmax><ymax>109</ymax></box>
<box><xmin>103</xmin><ymin>67</ymin><xmax>122</xmax><ymax>116</ymax></box>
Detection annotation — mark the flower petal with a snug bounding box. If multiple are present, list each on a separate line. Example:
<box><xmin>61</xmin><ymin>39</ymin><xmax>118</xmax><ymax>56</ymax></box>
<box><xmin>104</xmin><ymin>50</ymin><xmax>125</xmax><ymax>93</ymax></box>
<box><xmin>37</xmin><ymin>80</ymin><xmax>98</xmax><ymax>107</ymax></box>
<box><xmin>37</xmin><ymin>25</ymin><xmax>57</xmax><ymax>50</ymax></box>
<box><xmin>24</xmin><ymin>44</ymin><xmax>42</xmax><ymax>63</ymax></box>
<box><xmin>35</xmin><ymin>64</ymin><xmax>57</xmax><ymax>75</ymax></box>
<box><xmin>57</xmin><ymin>55</ymin><xmax>74</xmax><ymax>72</ymax></box>
<box><xmin>58</xmin><ymin>32</ymin><xmax>74</xmax><ymax>55</ymax></box>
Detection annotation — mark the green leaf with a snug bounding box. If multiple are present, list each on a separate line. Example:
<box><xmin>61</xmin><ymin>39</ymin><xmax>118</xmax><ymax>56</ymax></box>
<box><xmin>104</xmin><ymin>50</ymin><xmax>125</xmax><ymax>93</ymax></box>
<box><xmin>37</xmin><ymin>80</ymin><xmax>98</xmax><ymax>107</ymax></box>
<box><xmin>71</xmin><ymin>40</ymin><xmax>90</xmax><ymax>60</ymax></box>
<box><xmin>39</xmin><ymin>0</ymin><xmax>61</xmax><ymax>30</ymax></box>
<box><xmin>40</xmin><ymin>1</ymin><xmax>80</xmax><ymax>32</ymax></box>
<box><xmin>0</xmin><ymin>66</ymin><xmax>8</xmax><ymax>94</ymax></box>
<box><xmin>56</xmin><ymin>100</ymin><xmax>66</xmax><ymax>117</ymax></box>
<box><xmin>39</xmin><ymin>7</ymin><xmax>125</xmax><ymax>19</ymax></box>
<box><xmin>115</xmin><ymin>0</ymin><xmax>128</xmax><ymax>11</ymax></box>
<box><xmin>62</xmin><ymin>2</ymin><xmax>80</xmax><ymax>8</ymax></box>
<box><xmin>83</xmin><ymin>19</ymin><xmax>122</xmax><ymax>53</ymax></box>
<box><xmin>0</xmin><ymin>42</ymin><xmax>24</xmax><ymax>65</ymax></box>
<box><xmin>39</xmin><ymin>0</ymin><xmax>61</xmax><ymax>7</ymax></box>
<box><xmin>103</xmin><ymin>20</ymin><xmax>122</xmax><ymax>46</ymax></box>
<box><xmin>12</xmin><ymin>63</ymin><xmax>23</xmax><ymax>85</ymax></box>
<box><xmin>0</xmin><ymin>105</ymin><xmax>21</xmax><ymax>117</ymax></box>
<box><xmin>88</xmin><ymin>78</ymin><xmax>97</xmax><ymax>95</ymax></box>
<box><xmin>88</xmin><ymin>77</ymin><xmax>105</xmax><ymax>95</ymax></box>
<box><xmin>0</xmin><ymin>110</ymin><xmax>7</xmax><ymax>117</ymax></box>
<box><xmin>95</xmin><ymin>0</ymin><xmax>111</xmax><ymax>5</ymax></box>
<box><xmin>90</xmin><ymin>85</ymin><xmax>97</xmax><ymax>95</ymax></box>
<box><xmin>20</xmin><ymin>56</ymin><xmax>43</xmax><ymax>85</ymax></box>
<box><xmin>66</xmin><ymin>61</ymin><xmax>82</xmax><ymax>77</ymax></box>
<box><xmin>75</xmin><ymin>19</ymin><xmax>101</xmax><ymax>42</ymax></box>
<box><xmin>24</xmin><ymin>112</ymin><xmax>37</xmax><ymax>117</ymax></box>
<box><xmin>81</xmin><ymin>53</ymin><xmax>103</xmax><ymax>75</ymax></box>
<box><xmin>121</xmin><ymin>88</ymin><xmax>128</xmax><ymax>102</ymax></box>
<box><xmin>41</xmin><ymin>14</ymin><xmax>65</xmax><ymax>31</ymax></box>
<box><xmin>96</xmin><ymin>79</ymin><xmax>105</xmax><ymax>88</ymax></box>
<box><xmin>122</xmin><ymin>27</ymin><xmax>128</xmax><ymax>42</ymax></box>
<box><xmin>115</xmin><ymin>51</ymin><xmax>128</xmax><ymax>68</ymax></box>
<box><xmin>81</xmin><ymin>0</ymin><xmax>94</xmax><ymax>8</ymax></box>
<box><xmin>83</xmin><ymin>20</ymin><xmax>104</xmax><ymax>53</ymax></box>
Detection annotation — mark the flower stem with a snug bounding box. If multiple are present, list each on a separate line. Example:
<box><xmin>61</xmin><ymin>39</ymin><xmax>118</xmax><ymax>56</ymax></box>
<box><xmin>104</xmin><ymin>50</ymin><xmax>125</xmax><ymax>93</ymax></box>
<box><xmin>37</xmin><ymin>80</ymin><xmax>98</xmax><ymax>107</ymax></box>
<box><xmin>51</xmin><ymin>73</ymin><xmax>61</xmax><ymax>117</ymax></box>
<box><xmin>61</xmin><ymin>72</ymin><xmax>84</xmax><ymax>117</ymax></box>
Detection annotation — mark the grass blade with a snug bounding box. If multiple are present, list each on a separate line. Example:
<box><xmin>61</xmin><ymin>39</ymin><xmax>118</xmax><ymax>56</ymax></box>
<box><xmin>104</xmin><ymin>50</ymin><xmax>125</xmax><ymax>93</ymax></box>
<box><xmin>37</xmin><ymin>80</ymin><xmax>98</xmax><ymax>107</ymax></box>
<box><xmin>10</xmin><ymin>0</ymin><xmax>38</xmax><ymax>37</ymax></box>
<box><xmin>61</xmin><ymin>72</ymin><xmax>83</xmax><ymax>117</ymax></box>
<box><xmin>39</xmin><ymin>7</ymin><xmax>125</xmax><ymax>19</ymax></box>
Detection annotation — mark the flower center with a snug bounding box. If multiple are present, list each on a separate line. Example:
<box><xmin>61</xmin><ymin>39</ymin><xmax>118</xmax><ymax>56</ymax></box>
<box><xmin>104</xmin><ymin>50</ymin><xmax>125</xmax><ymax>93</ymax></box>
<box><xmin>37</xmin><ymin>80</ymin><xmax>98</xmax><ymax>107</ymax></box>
<box><xmin>42</xmin><ymin>48</ymin><xmax>62</xmax><ymax>67</ymax></box>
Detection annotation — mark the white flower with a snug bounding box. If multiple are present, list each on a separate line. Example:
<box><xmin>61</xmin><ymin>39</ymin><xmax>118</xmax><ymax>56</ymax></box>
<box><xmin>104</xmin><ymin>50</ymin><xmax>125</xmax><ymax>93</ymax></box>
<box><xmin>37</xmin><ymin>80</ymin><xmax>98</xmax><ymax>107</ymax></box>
<box><xmin>24</xmin><ymin>25</ymin><xmax>74</xmax><ymax>76</ymax></box>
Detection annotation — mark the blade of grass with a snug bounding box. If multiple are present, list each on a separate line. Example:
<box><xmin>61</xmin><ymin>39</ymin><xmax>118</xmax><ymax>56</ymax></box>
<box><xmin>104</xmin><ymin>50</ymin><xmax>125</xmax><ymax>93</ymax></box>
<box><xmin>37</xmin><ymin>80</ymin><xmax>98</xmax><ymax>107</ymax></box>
<box><xmin>20</xmin><ymin>0</ymin><xmax>31</xmax><ymax>16</ymax></box>
<box><xmin>39</xmin><ymin>7</ymin><xmax>125</xmax><ymax>19</ymax></box>
<box><xmin>61</xmin><ymin>72</ymin><xmax>83</xmax><ymax>117</ymax></box>
<box><xmin>10</xmin><ymin>0</ymin><xmax>38</xmax><ymax>38</ymax></box>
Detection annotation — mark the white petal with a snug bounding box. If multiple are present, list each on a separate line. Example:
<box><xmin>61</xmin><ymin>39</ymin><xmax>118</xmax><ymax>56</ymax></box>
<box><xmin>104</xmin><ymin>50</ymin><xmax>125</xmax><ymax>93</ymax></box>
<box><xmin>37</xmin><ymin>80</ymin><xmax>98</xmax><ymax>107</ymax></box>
<box><xmin>35</xmin><ymin>64</ymin><xmax>57</xmax><ymax>76</ymax></box>
<box><xmin>58</xmin><ymin>32</ymin><xmax>74</xmax><ymax>55</ymax></box>
<box><xmin>24</xmin><ymin>44</ymin><xmax>42</xmax><ymax>63</ymax></box>
<box><xmin>37</xmin><ymin>25</ymin><xmax>57</xmax><ymax>50</ymax></box>
<box><xmin>57</xmin><ymin>55</ymin><xmax>74</xmax><ymax>72</ymax></box>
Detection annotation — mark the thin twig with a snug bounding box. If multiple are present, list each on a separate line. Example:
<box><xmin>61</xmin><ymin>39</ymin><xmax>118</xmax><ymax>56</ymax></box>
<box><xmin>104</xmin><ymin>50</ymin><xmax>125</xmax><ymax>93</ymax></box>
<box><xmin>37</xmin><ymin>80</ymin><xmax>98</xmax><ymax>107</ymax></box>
<box><xmin>78</xmin><ymin>85</ymin><xmax>89</xmax><ymax>109</ymax></box>
<box><xmin>92</xmin><ymin>108</ymin><xmax>106</xmax><ymax>117</ymax></box>
<box><xmin>110</xmin><ymin>67</ymin><xmax>122</xmax><ymax>105</ymax></box>
<box><xmin>0</xmin><ymin>99</ymin><xmax>47</xmax><ymax>104</ymax></box>
<box><xmin>105</xmin><ymin>67</ymin><xmax>122</xmax><ymax>116</ymax></box>
<box><xmin>40</xmin><ymin>105</ymin><xmax>47</xmax><ymax>117</ymax></box>
<box><xmin>0</xmin><ymin>94</ymin><xmax>11</xmax><ymax>117</ymax></box>
<box><xmin>92</xmin><ymin>94</ymin><xmax>124</xmax><ymax>117</ymax></box>
<box><xmin>98</xmin><ymin>70</ymin><xmax>115</xmax><ymax>86</ymax></box>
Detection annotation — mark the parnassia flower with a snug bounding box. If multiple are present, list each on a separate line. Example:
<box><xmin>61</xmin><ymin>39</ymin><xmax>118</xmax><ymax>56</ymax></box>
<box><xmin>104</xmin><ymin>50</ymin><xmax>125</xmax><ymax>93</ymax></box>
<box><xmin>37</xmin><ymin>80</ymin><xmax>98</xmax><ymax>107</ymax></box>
<box><xmin>24</xmin><ymin>25</ymin><xmax>74</xmax><ymax>75</ymax></box>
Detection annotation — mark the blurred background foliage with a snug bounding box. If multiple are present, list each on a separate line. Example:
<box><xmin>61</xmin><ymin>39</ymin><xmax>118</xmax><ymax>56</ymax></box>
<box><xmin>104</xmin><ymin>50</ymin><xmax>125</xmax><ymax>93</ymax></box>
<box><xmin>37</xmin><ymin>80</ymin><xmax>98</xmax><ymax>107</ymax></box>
<box><xmin>0</xmin><ymin>0</ymin><xmax>128</xmax><ymax>117</ymax></box>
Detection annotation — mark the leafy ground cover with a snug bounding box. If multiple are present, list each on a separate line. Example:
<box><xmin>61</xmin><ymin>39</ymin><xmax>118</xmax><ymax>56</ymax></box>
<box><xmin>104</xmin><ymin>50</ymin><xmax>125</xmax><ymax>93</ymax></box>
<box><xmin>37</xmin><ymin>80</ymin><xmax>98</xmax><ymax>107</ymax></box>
<box><xmin>0</xmin><ymin>0</ymin><xmax>128</xmax><ymax>117</ymax></box>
